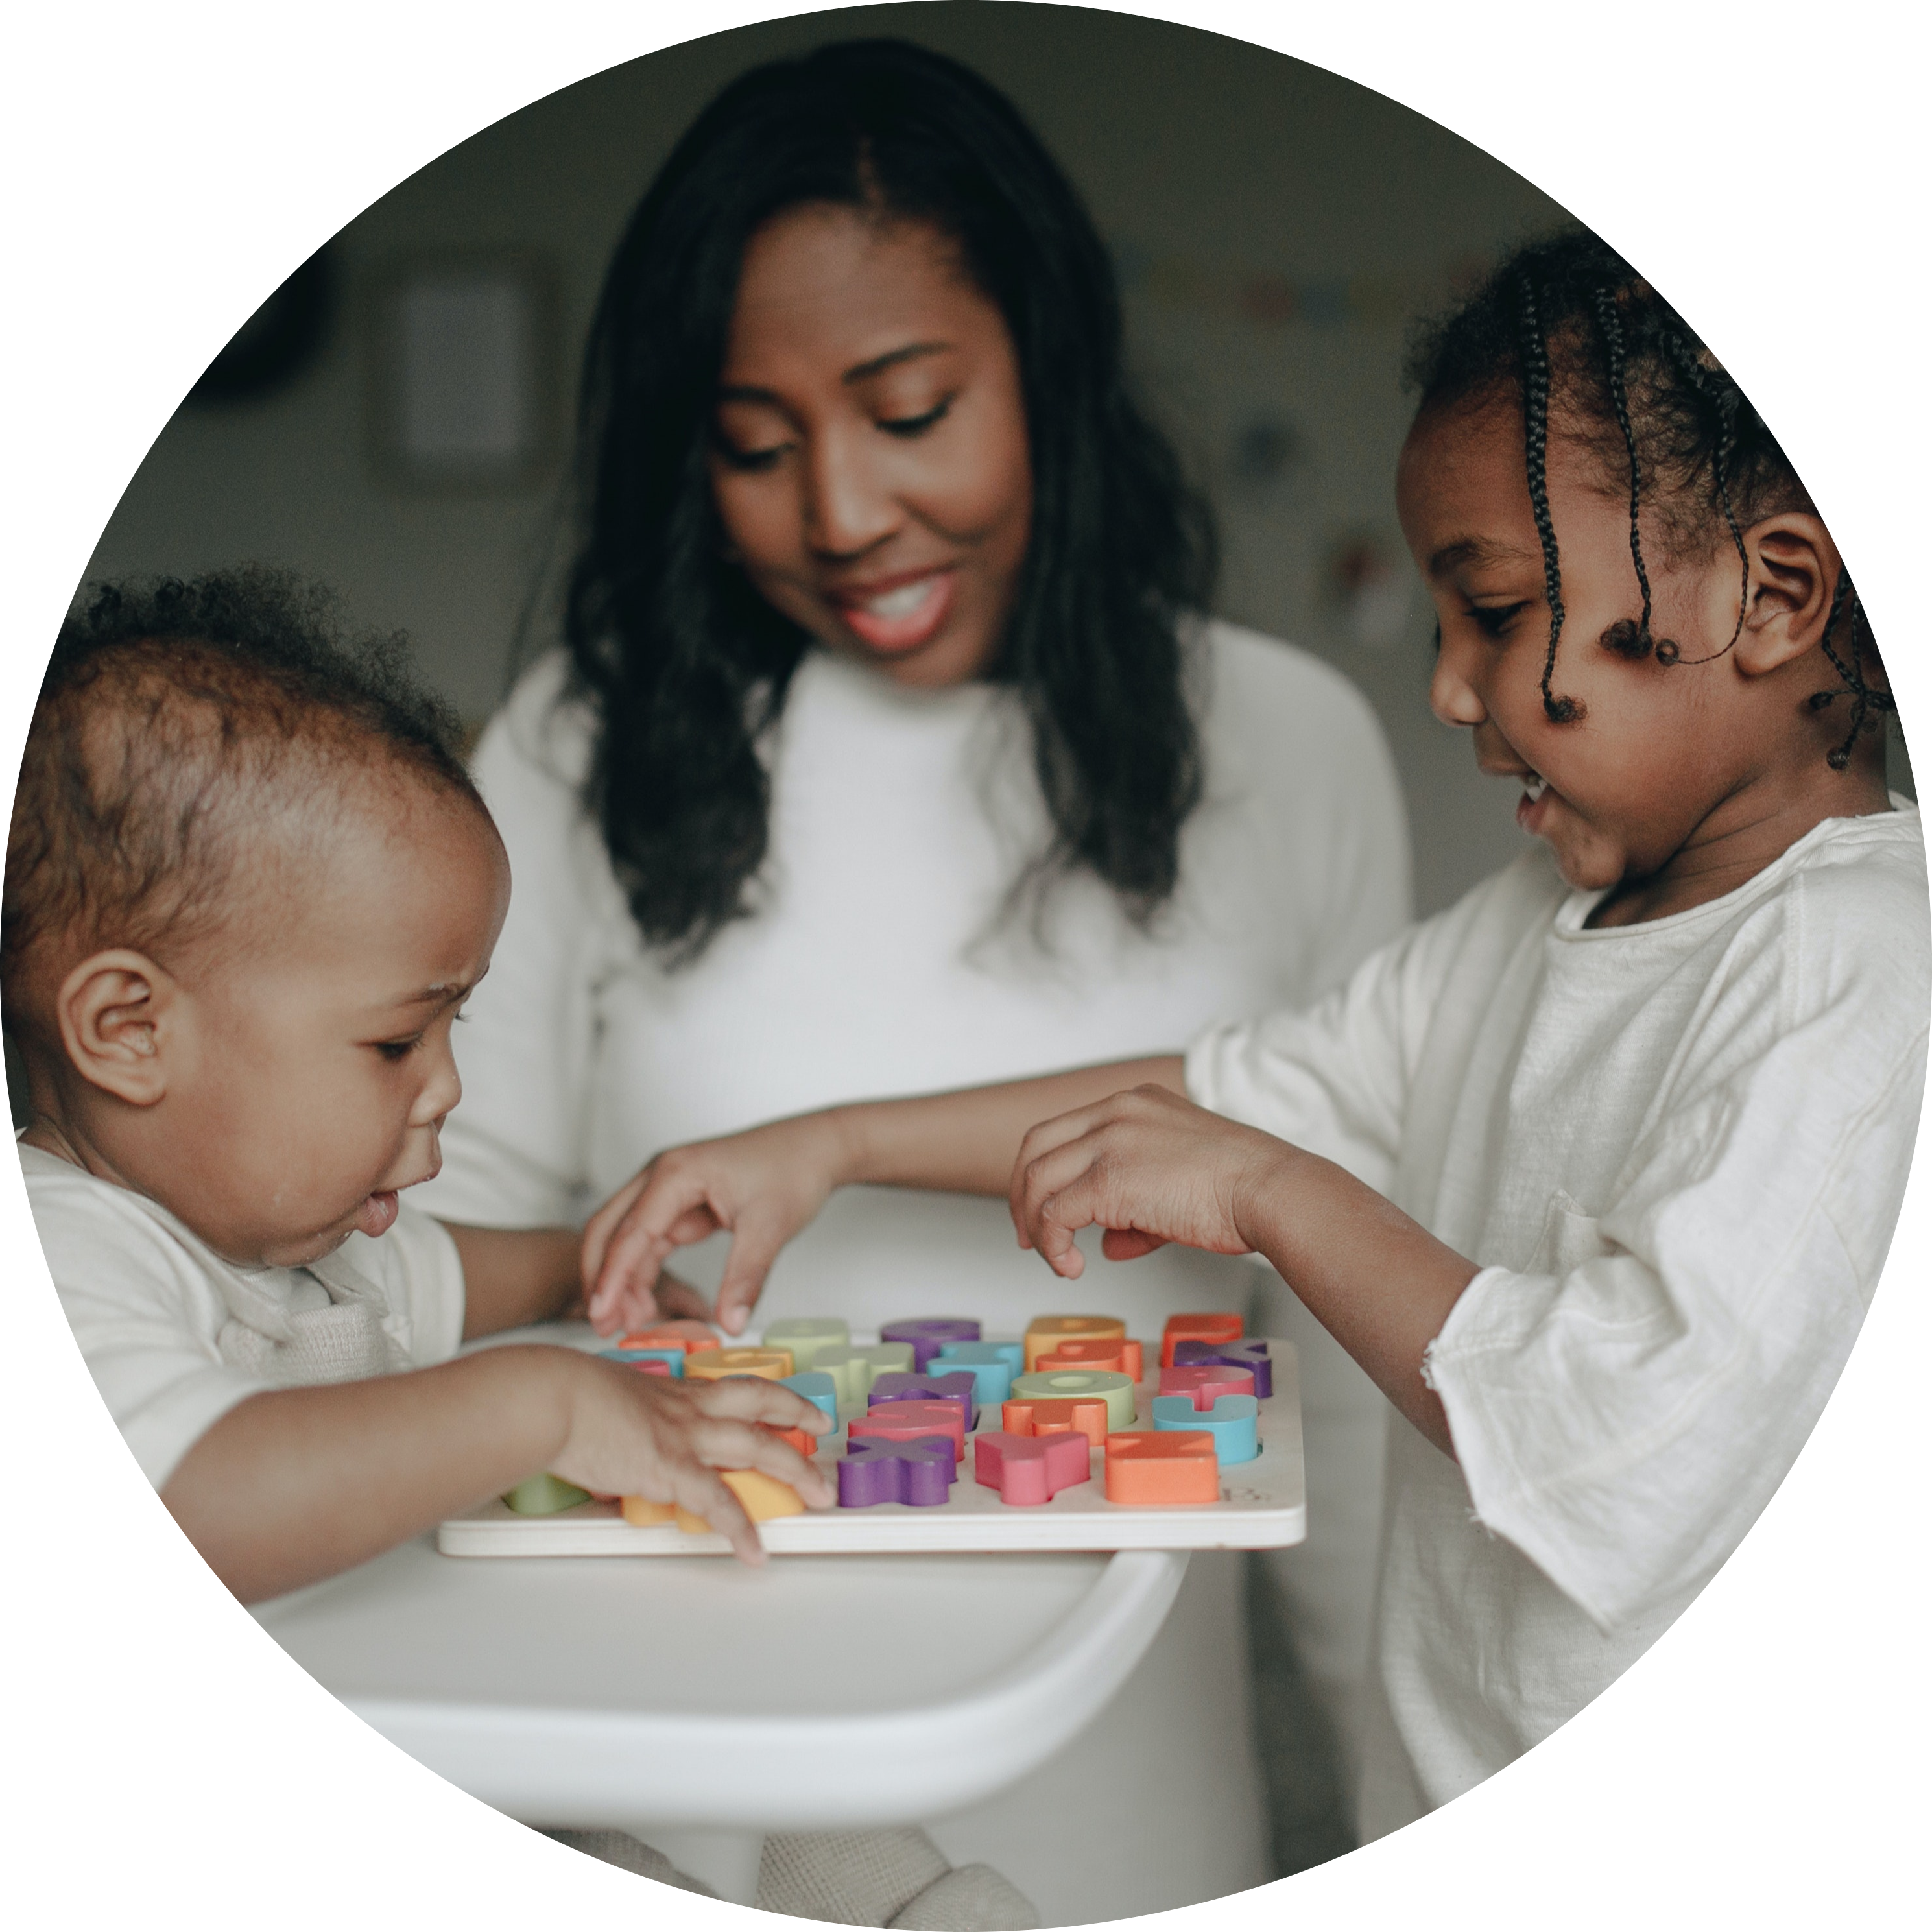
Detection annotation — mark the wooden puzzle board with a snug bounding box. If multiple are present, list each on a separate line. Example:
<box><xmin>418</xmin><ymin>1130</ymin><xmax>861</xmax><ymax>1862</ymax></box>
<box><xmin>438</xmin><ymin>1337</ymin><xmax>1304</xmax><ymax>1558</ymax></box>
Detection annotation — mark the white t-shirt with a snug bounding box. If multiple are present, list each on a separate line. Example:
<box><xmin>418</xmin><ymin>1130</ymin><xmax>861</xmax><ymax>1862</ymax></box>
<box><xmin>1187</xmin><ymin>802</ymin><xmax>1930</xmax><ymax>1836</ymax></box>
<box><xmin>25</xmin><ymin>1143</ymin><xmax>467</xmax><ymax>1490</ymax></box>
<box><xmin>418</xmin><ymin>620</ymin><xmax>1412</xmax><ymax>1339</ymax></box>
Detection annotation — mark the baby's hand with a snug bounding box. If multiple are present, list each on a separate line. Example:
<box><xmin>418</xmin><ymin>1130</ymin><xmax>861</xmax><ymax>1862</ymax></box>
<box><xmin>1008</xmin><ymin>1084</ymin><xmax>1292</xmax><ymax>1278</ymax></box>
<box><xmin>549</xmin><ymin>1357</ymin><xmax>835</xmax><ymax>1564</ymax></box>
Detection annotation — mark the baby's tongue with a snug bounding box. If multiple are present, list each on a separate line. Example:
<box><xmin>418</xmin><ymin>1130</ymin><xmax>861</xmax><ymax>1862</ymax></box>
<box><xmin>357</xmin><ymin>1190</ymin><xmax>400</xmax><ymax>1238</ymax></box>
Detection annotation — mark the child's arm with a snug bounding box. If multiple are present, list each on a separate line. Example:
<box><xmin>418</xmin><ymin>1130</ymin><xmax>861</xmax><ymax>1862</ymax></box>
<box><xmin>582</xmin><ymin>1055</ymin><xmax>1187</xmax><ymax>1335</ymax></box>
<box><xmin>1007</xmin><ymin>1084</ymin><xmax>1476</xmax><ymax>1456</ymax></box>
<box><xmin>161</xmin><ymin>1349</ymin><xmax>834</xmax><ymax>1602</ymax></box>
<box><xmin>442</xmin><ymin>1223</ymin><xmax>717</xmax><ymax>1341</ymax></box>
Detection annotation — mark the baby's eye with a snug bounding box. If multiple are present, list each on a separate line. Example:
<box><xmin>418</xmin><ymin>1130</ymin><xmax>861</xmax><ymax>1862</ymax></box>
<box><xmin>877</xmin><ymin>398</ymin><xmax>952</xmax><ymax>439</ymax></box>
<box><xmin>1470</xmin><ymin>602</ymin><xmax>1531</xmax><ymax>639</ymax></box>
<box><xmin>374</xmin><ymin>1037</ymin><xmax>422</xmax><ymax>1063</ymax></box>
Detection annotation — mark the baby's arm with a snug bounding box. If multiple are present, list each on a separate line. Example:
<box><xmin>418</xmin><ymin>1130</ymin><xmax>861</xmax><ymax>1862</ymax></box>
<box><xmin>1008</xmin><ymin>1085</ymin><xmax>1476</xmax><ymax>1455</ymax></box>
<box><xmin>162</xmin><ymin>1350</ymin><xmax>833</xmax><ymax>1601</ymax></box>
<box><xmin>583</xmin><ymin>1055</ymin><xmax>1187</xmax><ymax>1335</ymax></box>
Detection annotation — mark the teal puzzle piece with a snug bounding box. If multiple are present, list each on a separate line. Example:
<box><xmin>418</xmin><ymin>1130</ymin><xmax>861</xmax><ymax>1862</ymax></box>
<box><xmin>1151</xmin><ymin>1392</ymin><xmax>1258</xmax><ymax>1464</ymax></box>
<box><xmin>601</xmin><ymin>1346</ymin><xmax>682</xmax><ymax>1377</ymax></box>
<box><xmin>781</xmin><ymin>1370</ymin><xmax>840</xmax><ymax>1424</ymax></box>
<box><xmin>934</xmin><ymin>1342</ymin><xmax>1023</xmax><ymax>1406</ymax></box>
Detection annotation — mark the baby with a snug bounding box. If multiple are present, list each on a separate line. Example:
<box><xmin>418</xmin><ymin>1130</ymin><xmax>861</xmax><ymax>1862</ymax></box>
<box><xmin>7</xmin><ymin>569</ymin><xmax>832</xmax><ymax>1603</ymax></box>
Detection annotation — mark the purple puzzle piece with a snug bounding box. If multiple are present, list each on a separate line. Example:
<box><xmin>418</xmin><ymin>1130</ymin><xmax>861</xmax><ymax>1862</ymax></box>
<box><xmin>837</xmin><ymin>1435</ymin><xmax>958</xmax><ymax>1508</ymax></box>
<box><xmin>1172</xmin><ymin>1339</ymin><xmax>1273</xmax><ymax>1398</ymax></box>
<box><xmin>879</xmin><ymin>1318</ymin><xmax>982</xmax><ymax>1372</ymax></box>
<box><xmin>869</xmin><ymin>1370</ymin><xmax>979</xmax><ymax>1437</ymax></box>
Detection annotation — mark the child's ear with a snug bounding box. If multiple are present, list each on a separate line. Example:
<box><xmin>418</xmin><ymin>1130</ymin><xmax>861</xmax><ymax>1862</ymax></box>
<box><xmin>54</xmin><ymin>950</ymin><xmax>178</xmax><ymax>1106</ymax></box>
<box><xmin>1734</xmin><ymin>512</ymin><xmax>1843</xmax><ymax>676</ymax></box>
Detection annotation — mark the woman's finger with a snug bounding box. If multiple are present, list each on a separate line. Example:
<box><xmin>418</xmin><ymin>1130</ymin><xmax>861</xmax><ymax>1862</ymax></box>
<box><xmin>651</xmin><ymin>1272</ymin><xmax>719</xmax><ymax>1327</ymax></box>
<box><xmin>710</xmin><ymin>1214</ymin><xmax>793</xmax><ymax>1337</ymax></box>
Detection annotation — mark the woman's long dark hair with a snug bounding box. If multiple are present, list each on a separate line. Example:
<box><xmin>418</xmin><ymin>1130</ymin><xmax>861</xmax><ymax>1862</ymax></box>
<box><xmin>564</xmin><ymin>38</ymin><xmax>1215</xmax><ymax>961</ymax></box>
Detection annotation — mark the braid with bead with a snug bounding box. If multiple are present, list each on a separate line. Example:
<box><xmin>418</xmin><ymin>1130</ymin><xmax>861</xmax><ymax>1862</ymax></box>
<box><xmin>1654</xmin><ymin>333</ymin><xmax>1749</xmax><ymax>668</ymax></box>
<box><xmin>1810</xmin><ymin>572</ymin><xmax>1895</xmax><ymax>769</ymax></box>
<box><xmin>1516</xmin><ymin>271</ymin><xmax>1581</xmax><ymax>722</ymax></box>
<box><xmin>1588</xmin><ymin>285</ymin><xmax>1657</xmax><ymax>660</ymax></box>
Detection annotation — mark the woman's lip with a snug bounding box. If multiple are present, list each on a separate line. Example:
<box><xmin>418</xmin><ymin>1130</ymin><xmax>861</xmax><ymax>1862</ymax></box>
<box><xmin>826</xmin><ymin>567</ymin><xmax>958</xmax><ymax>653</ymax></box>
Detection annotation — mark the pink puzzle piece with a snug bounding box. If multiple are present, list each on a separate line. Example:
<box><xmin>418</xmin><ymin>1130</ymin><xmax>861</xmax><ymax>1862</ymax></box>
<box><xmin>1158</xmin><ymin>1363</ymin><xmax>1255</xmax><ymax>1410</ymax></box>
<box><xmin>973</xmin><ymin>1429</ymin><xmax>1092</xmax><ymax>1507</ymax></box>
<box><xmin>848</xmin><ymin>1400</ymin><xmax>967</xmax><ymax>1460</ymax></box>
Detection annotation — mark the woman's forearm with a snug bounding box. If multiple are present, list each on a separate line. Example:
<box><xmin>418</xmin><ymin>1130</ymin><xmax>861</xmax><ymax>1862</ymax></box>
<box><xmin>829</xmin><ymin>1055</ymin><xmax>1187</xmax><ymax>1196</ymax></box>
<box><xmin>161</xmin><ymin>1347</ymin><xmax>575</xmax><ymax>1603</ymax></box>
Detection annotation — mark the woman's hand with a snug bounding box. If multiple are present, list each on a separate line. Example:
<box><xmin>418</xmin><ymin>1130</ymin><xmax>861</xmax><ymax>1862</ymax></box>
<box><xmin>1008</xmin><ymin>1084</ymin><xmax>1293</xmax><ymax>1276</ymax></box>
<box><xmin>549</xmin><ymin>1355</ymin><xmax>835</xmax><ymax>1564</ymax></box>
<box><xmin>580</xmin><ymin>1112</ymin><xmax>855</xmax><ymax>1337</ymax></box>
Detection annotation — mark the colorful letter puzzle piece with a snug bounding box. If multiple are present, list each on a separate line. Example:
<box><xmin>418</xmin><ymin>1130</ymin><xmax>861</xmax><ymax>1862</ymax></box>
<box><xmin>1024</xmin><ymin>1315</ymin><xmax>1126</xmax><ymax>1372</ymax></box>
<box><xmin>879</xmin><ymin>1318</ymin><xmax>982</xmax><ymax>1371</ymax></box>
<box><xmin>1036</xmin><ymin>1335</ymin><xmax>1145</xmax><ymax>1380</ymax></box>
<box><xmin>848</xmin><ymin>1400</ymin><xmax>966</xmax><ymax>1459</ymax></box>
<box><xmin>1010</xmin><ymin>1367</ymin><xmax>1136</xmax><ymax>1430</ymax></box>
<box><xmin>673</xmin><ymin>1468</ymin><xmax>806</xmax><ymax>1534</ymax></box>
<box><xmin>813</xmin><ymin>1343</ymin><xmax>916</xmax><ymax>1406</ymax></box>
<box><xmin>934</xmin><ymin>1342</ymin><xmax>1023</xmax><ymax>1405</ymax></box>
<box><xmin>599</xmin><ymin>1348</ymin><xmax>674</xmax><ymax>1377</ymax></box>
<box><xmin>503</xmin><ymin>1472</ymin><xmax>592</xmax><ymax>1515</ymax></box>
<box><xmin>781</xmin><ymin>1370</ymin><xmax>840</xmax><ymax>1424</ymax></box>
<box><xmin>973</xmin><ymin>1430</ymin><xmax>1092</xmax><ymax>1506</ymax></box>
<box><xmin>1158</xmin><ymin>1363</ymin><xmax>1255</xmax><ymax>1408</ymax></box>
<box><xmin>1103</xmin><ymin>1430</ymin><xmax>1219</xmax><ymax>1504</ymax></box>
<box><xmin>621</xmin><ymin>1496</ymin><xmax>676</xmax><ymax>1525</ymax></box>
<box><xmin>838</xmin><ymin>1436</ymin><xmax>957</xmax><ymax>1507</ymax></box>
<box><xmin>686</xmin><ymin>1346</ymin><xmax>795</xmax><ymax>1381</ymax></box>
<box><xmin>761</xmin><ymin>1318</ymin><xmax>850</xmax><ymax>1370</ymax></box>
<box><xmin>1000</xmin><ymin>1395</ymin><xmax>1112</xmax><ymax>1448</ymax></box>
<box><xmin>869</xmin><ymin>1370</ymin><xmax>979</xmax><ymax>1438</ymax></box>
<box><xmin>1160</xmin><ymin>1313</ymin><xmax>1244</xmax><ymax>1368</ymax></box>
<box><xmin>1171</xmin><ymin>1337</ymin><xmax>1273</xmax><ymax>1398</ymax></box>
<box><xmin>1151</xmin><ymin>1392</ymin><xmax>1258</xmax><ymax>1464</ymax></box>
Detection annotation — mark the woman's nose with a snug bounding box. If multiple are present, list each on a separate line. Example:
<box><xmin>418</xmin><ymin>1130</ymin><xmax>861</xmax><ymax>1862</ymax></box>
<box><xmin>800</xmin><ymin>423</ymin><xmax>900</xmax><ymax>558</ymax></box>
<box><xmin>1429</xmin><ymin>628</ymin><xmax>1489</xmax><ymax>728</ymax></box>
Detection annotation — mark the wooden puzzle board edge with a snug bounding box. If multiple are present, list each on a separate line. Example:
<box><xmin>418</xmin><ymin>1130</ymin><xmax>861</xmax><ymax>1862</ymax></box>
<box><xmin>438</xmin><ymin>1337</ymin><xmax>1304</xmax><ymax>1558</ymax></box>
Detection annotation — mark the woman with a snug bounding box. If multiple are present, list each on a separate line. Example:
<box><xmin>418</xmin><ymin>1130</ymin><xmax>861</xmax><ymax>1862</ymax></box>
<box><xmin>420</xmin><ymin>39</ymin><xmax>1408</xmax><ymax>1913</ymax></box>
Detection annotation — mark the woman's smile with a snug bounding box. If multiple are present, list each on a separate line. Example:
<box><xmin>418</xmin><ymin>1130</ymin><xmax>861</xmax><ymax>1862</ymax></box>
<box><xmin>824</xmin><ymin>565</ymin><xmax>959</xmax><ymax>652</ymax></box>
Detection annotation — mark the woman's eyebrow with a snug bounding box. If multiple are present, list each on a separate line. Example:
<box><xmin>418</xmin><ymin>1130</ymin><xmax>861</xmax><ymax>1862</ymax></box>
<box><xmin>842</xmin><ymin>340</ymin><xmax>952</xmax><ymax>385</ymax></box>
<box><xmin>1429</xmin><ymin>534</ymin><xmax>1540</xmax><ymax>578</ymax></box>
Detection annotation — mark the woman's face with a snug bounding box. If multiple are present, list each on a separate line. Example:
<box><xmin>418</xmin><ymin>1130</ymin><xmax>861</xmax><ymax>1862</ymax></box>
<box><xmin>709</xmin><ymin>204</ymin><xmax>1033</xmax><ymax>689</ymax></box>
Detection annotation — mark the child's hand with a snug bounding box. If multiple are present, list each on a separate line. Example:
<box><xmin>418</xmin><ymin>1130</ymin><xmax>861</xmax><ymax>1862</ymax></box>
<box><xmin>1008</xmin><ymin>1084</ymin><xmax>1293</xmax><ymax>1278</ymax></box>
<box><xmin>579</xmin><ymin>1114</ymin><xmax>851</xmax><ymax>1338</ymax></box>
<box><xmin>549</xmin><ymin>1355</ymin><xmax>835</xmax><ymax>1564</ymax></box>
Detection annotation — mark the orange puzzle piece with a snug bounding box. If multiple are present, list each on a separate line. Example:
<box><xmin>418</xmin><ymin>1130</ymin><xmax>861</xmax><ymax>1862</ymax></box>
<box><xmin>1024</xmin><ymin>1315</ymin><xmax>1127</xmax><ymax>1371</ymax></box>
<box><xmin>1159</xmin><ymin>1313</ymin><xmax>1245</xmax><ymax>1369</ymax></box>
<box><xmin>685</xmin><ymin>1347</ymin><xmax>795</xmax><ymax>1381</ymax></box>
<box><xmin>673</xmin><ymin>1468</ymin><xmax>806</xmax><ymax>1534</ymax></box>
<box><xmin>1001</xmin><ymin>1395</ymin><xmax>1112</xmax><ymax>1448</ymax></box>
<box><xmin>1036</xmin><ymin>1336</ymin><xmax>1145</xmax><ymax>1381</ymax></box>
<box><xmin>1103</xmin><ymin>1429</ymin><xmax>1219</xmax><ymax>1505</ymax></box>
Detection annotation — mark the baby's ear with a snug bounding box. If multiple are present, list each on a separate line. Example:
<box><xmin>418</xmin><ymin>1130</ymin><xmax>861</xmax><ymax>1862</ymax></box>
<box><xmin>55</xmin><ymin>950</ymin><xmax>176</xmax><ymax>1106</ymax></box>
<box><xmin>1734</xmin><ymin>512</ymin><xmax>1842</xmax><ymax>675</ymax></box>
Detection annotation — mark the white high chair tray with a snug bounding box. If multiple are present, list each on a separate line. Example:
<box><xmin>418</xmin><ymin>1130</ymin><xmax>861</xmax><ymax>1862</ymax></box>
<box><xmin>438</xmin><ymin>1336</ymin><xmax>1303</xmax><ymax>1557</ymax></box>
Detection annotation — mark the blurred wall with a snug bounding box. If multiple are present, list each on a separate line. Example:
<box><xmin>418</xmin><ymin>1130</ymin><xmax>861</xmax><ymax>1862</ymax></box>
<box><xmin>86</xmin><ymin>4</ymin><xmax>1632</xmax><ymax>914</ymax></box>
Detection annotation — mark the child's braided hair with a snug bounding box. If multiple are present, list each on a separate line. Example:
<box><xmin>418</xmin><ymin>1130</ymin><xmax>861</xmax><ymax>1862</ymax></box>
<box><xmin>1405</xmin><ymin>230</ymin><xmax>1889</xmax><ymax>769</ymax></box>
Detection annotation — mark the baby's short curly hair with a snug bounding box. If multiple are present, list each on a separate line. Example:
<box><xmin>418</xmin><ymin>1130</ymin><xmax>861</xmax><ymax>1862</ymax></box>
<box><xmin>3</xmin><ymin>567</ymin><xmax>485</xmax><ymax>1022</ymax></box>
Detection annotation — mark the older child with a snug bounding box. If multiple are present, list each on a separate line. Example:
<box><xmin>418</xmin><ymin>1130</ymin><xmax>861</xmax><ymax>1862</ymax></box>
<box><xmin>7</xmin><ymin>571</ymin><xmax>832</xmax><ymax>1603</ymax></box>
<box><xmin>579</xmin><ymin>232</ymin><xmax>1929</xmax><ymax>1837</ymax></box>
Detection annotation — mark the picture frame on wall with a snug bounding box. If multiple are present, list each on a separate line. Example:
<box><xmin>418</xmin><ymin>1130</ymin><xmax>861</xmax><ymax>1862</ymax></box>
<box><xmin>364</xmin><ymin>250</ymin><xmax>560</xmax><ymax>492</ymax></box>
